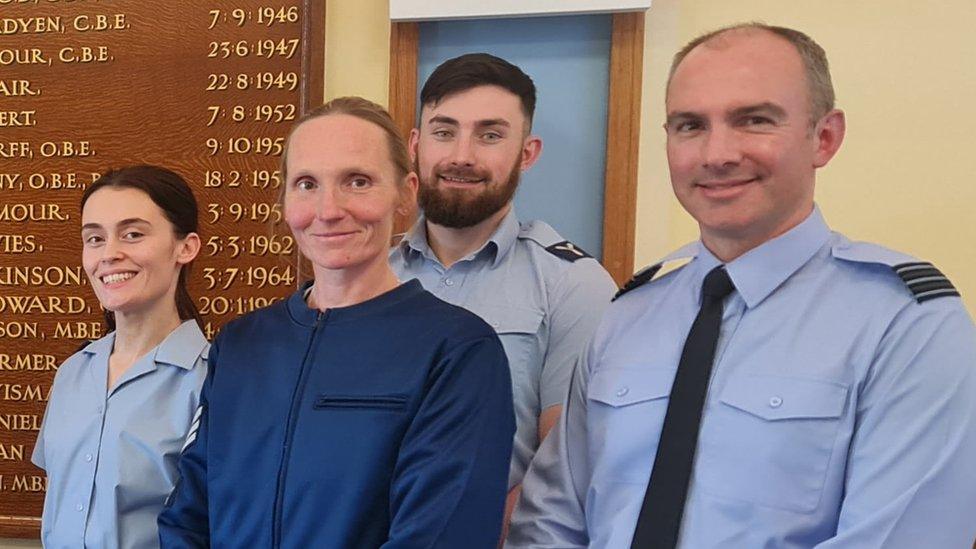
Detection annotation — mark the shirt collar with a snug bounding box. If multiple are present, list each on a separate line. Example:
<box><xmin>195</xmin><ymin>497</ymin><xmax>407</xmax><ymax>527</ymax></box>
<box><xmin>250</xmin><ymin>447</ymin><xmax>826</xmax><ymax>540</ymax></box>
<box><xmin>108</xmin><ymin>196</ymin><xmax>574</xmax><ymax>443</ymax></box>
<box><xmin>152</xmin><ymin>320</ymin><xmax>208</xmax><ymax>369</ymax></box>
<box><xmin>694</xmin><ymin>206</ymin><xmax>831</xmax><ymax>309</ymax></box>
<box><xmin>397</xmin><ymin>209</ymin><xmax>520</xmax><ymax>268</ymax></box>
<box><xmin>485</xmin><ymin>209</ymin><xmax>520</xmax><ymax>267</ymax></box>
<box><xmin>82</xmin><ymin>319</ymin><xmax>207</xmax><ymax>371</ymax></box>
<box><xmin>398</xmin><ymin>216</ymin><xmax>437</xmax><ymax>262</ymax></box>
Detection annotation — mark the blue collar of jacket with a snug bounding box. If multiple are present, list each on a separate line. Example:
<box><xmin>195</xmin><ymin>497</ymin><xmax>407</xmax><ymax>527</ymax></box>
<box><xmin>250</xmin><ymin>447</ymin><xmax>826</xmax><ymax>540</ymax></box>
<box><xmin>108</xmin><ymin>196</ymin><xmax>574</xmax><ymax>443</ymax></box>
<box><xmin>285</xmin><ymin>279</ymin><xmax>426</xmax><ymax>327</ymax></box>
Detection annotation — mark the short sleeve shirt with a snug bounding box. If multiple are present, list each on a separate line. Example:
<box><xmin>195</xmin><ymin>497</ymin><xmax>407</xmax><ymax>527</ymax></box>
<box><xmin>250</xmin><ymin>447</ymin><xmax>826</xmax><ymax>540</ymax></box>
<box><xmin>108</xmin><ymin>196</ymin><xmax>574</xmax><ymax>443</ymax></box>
<box><xmin>390</xmin><ymin>211</ymin><xmax>617</xmax><ymax>488</ymax></box>
<box><xmin>33</xmin><ymin>320</ymin><xmax>208</xmax><ymax>549</ymax></box>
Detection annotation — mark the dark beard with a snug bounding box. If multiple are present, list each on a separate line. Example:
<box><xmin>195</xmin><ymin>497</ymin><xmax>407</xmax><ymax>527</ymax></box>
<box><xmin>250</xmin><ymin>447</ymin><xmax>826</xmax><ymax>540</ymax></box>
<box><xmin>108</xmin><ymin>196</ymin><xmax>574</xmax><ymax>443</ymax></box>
<box><xmin>417</xmin><ymin>158</ymin><xmax>521</xmax><ymax>229</ymax></box>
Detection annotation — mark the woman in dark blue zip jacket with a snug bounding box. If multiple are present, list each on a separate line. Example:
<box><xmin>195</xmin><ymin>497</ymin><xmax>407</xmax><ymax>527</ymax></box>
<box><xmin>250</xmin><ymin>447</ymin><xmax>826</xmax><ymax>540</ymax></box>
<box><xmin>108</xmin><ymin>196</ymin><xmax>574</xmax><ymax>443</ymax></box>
<box><xmin>158</xmin><ymin>97</ymin><xmax>515</xmax><ymax>548</ymax></box>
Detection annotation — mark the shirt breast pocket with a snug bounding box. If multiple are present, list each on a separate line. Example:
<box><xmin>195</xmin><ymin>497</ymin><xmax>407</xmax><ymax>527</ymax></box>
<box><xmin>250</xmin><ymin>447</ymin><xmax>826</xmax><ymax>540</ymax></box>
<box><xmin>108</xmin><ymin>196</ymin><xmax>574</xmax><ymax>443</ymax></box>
<box><xmin>587</xmin><ymin>368</ymin><xmax>674</xmax><ymax>483</ymax></box>
<box><xmin>697</xmin><ymin>373</ymin><xmax>849</xmax><ymax>513</ymax></box>
<box><xmin>469</xmin><ymin>303</ymin><xmax>543</xmax><ymax>379</ymax></box>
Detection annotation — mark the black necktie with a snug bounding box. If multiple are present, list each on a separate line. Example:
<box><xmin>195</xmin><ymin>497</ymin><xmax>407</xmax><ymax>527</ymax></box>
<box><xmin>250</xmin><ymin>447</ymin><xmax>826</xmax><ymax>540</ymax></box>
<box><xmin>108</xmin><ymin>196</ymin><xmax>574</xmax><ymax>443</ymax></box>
<box><xmin>631</xmin><ymin>266</ymin><xmax>735</xmax><ymax>549</ymax></box>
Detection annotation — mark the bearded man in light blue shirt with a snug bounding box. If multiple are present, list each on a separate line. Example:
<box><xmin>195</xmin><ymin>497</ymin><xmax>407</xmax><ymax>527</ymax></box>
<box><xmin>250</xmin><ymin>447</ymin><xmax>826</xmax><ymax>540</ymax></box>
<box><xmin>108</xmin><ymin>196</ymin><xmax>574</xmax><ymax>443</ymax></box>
<box><xmin>390</xmin><ymin>53</ymin><xmax>618</xmax><ymax>536</ymax></box>
<box><xmin>507</xmin><ymin>23</ymin><xmax>976</xmax><ymax>548</ymax></box>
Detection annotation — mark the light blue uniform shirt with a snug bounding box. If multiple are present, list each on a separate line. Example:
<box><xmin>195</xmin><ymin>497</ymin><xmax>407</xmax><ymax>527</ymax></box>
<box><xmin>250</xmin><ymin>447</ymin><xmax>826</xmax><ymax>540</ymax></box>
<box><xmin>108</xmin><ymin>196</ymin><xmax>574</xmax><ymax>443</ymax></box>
<box><xmin>33</xmin><ymin>320</ymin><xmax>208</xmax><ymax>549</ymax></box>
<box><xmin>508</xmin><ymin>208</ymin><xmax>976</xmax><ymax>548</ymax></box>
<box><xmin>391</xmin><ymin>211</ymin><xmax>617</xmax><ymax>488</ymax></box>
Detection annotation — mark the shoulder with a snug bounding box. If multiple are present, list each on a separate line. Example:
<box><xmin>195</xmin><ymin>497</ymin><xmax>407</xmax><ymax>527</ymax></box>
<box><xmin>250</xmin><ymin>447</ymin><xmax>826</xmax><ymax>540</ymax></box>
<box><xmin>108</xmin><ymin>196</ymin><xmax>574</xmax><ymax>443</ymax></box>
<box><xmin>518</xmin><ymin>220</ymin><xmax>597</xmax><ymax>264</ymax></box>
<box><xmin>408</xmin><ymin>289</ymin><xmax>500</xmax><ymax>340</ymax></box>
<box><xmin>829</xmin><ymin>235</ymin><xmax>960</xmax><ymax>305</ymax></box>
<box><xmin>212</xmin><ymin>297</ymin><xmax>292</xmax><ymax>347</ymax></box>
<box><xmin>613</xmin><ymin>242</ymin><xmax>698</xmax><ymax>302</ymax></box>
<box><xmin>517</xmin><ymin>220</ymin><xmax>615</xmax><ymax>286</ymax></box>
<box><xmin>233</xmin><ymin>295</ymin><xmax>291</xmax><ymax>326</ymax></box>
<box><xmin>52</xmin><ymin>343</ymin><xmax>95</xmax><ymax>381</ymax></box>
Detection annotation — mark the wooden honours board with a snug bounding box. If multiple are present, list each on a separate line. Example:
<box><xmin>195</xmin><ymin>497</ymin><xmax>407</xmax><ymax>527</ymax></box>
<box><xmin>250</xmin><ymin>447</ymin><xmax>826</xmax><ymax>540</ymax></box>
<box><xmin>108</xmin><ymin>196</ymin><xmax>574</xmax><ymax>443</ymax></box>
<box><xmin>0</xmin><ymin>0</ymin><xmax>324</xmax><ymax>537</ymax></box>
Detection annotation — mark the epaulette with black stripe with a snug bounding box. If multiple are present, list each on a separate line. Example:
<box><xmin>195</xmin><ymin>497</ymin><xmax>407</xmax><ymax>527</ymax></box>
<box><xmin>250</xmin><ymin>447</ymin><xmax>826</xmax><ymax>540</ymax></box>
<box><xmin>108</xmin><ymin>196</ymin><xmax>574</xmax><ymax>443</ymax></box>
<box><xmin>893</xmin><ymin>262</ymin><xmax>960</xmax><ymax>303</ymax></box>
<box><xmin>613</xmin><ymin>264</ymin><xmax>662</xmax><ymax>302</ymax></box>
<box><xmin>545</xmin><ymin>241</ymin><xmax>593</xmax><ymax>262</ymax></box>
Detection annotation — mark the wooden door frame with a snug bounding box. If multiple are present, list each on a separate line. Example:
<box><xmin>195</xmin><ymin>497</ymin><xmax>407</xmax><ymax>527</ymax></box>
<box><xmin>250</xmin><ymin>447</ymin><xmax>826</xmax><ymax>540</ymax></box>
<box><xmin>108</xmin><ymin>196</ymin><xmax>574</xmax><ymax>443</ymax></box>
<box><xmin>388</xmin><ymin>13</ymin><xmax>644</xmax><ymax>286</ymax></box>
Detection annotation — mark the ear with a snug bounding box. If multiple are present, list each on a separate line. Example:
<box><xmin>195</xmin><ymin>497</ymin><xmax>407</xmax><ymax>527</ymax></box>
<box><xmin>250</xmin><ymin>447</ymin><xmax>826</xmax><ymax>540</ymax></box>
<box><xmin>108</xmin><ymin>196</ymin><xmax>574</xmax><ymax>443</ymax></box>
<box><xmin>175</xmin><ymin>232</ymin><xmax>201</xmax><ymax>266</ymax></box>
<box><xmin>812</xmin><ymin>109</ymin><xmax>846</xmax><ymax>168</ymax></box>
<box><xmin>520</xmin><ymin>135</ymin><xmax>543</xmax><ymax>171</ymax></box>
<box><xmin>408</xmin><ymin>128</ymin><xmax>420</xmax><ymax>164</ymax></box>
<box><xmin>397</xmin><ymin>172</ymin><xmax>419</xmax><ymax>216</ymax></box>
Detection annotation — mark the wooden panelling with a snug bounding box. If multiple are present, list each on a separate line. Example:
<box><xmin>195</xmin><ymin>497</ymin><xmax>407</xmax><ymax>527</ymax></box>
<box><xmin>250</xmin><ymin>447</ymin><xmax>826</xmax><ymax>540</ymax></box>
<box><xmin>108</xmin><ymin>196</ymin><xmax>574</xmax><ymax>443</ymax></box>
<box><xmin>602</xmin><ymin>11</ymin><xmax>644</xmax><ymax>286</ymax></box>
<box><xmin>388</xmin><ymin>22</ymin><xmax>420</xmax><ymax>236</ymax></box>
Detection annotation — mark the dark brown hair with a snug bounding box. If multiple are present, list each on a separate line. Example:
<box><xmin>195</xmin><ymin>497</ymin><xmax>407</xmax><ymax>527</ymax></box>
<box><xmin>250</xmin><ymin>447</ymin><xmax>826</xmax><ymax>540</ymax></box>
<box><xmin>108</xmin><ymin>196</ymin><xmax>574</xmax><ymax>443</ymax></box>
<box><xmin>420</xmin><ymin>53</ymin><xmax>537</xmax><ymax>128</ymax></box>
<box><xmin>80</xmin><ymin>165</ymin><xmax>203</xmax><ymax>331</ymax></box>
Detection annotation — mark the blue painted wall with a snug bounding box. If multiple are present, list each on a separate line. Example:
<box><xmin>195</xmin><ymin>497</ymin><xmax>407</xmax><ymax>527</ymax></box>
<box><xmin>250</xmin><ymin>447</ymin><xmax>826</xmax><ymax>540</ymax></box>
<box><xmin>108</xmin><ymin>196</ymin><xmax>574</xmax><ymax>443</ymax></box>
<box><xmin>418</xmin><ymin>15</ymin><xmax>612</xmax><ymax>259</ymax></box>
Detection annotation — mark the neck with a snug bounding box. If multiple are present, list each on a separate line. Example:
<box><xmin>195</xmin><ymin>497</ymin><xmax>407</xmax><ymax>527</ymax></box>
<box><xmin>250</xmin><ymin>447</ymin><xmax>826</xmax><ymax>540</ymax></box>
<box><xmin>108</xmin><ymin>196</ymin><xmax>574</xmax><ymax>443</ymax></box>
<box><xmin>308</xmin><ymin>254</ymin><xmax>400</xmax><ymax>310</ymax></box>
<box><xmin>700</xmin><ymin>203</ymin><xmax>814</xmax><ymax>262</ymax></box>
<box><xmin>112</xmin><ymin>303</ymin><xmax>183</xmax><ymax>360</ymax></box>
<box><xmin>425</xmin><ymin>203</ymin><xmax>511</xmax><ymax>268</ymax></box>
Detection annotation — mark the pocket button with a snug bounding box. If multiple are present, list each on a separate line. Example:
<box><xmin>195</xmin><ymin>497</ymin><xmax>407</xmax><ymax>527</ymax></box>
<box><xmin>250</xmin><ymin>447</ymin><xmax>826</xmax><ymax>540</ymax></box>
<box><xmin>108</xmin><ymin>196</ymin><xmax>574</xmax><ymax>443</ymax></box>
<box><xmin>769</xmin><ymin>396</ymin><xmax>783</xmax><ymax>408</ymax></box>
<box><xmin>616</xmin><ymin>386</ymin><xmax>630</xmax><ymax>397</ymax></box>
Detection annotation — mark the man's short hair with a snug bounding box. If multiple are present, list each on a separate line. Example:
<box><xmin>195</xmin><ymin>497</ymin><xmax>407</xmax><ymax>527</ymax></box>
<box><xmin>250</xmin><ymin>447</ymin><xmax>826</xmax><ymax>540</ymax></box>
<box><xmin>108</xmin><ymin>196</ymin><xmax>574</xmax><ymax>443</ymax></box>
<box><xmin>420</xmin><ymin>53</ymin><xmax>537</xmax><ymax>127</ymax></box>
<box><xmin>668</xmin><ymin>23</ymin><xmax>836</xmax><ymax>123</ymax></box>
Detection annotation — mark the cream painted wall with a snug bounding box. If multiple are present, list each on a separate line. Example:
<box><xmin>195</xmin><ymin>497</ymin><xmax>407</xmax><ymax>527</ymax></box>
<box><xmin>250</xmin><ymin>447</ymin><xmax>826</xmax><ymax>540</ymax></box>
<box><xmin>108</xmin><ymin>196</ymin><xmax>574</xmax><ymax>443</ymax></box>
<box><xmin>638</xmin><ymin>0</ymin><xmax>976</xmax><ymax>313</ymax></box>
<box><xmin>324</xmin><ymin>0</ymin><xmax>391</xmax><ymax>104</ymax></box>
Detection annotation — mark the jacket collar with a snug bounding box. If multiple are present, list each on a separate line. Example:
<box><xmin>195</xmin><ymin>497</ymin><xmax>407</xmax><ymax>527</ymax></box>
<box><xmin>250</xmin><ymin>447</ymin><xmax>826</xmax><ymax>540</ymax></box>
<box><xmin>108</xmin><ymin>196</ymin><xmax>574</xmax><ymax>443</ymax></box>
<box><xmin>286</xmin><ymin>279</ymin><xmax>426</xmax><ymax>327</ymax></box>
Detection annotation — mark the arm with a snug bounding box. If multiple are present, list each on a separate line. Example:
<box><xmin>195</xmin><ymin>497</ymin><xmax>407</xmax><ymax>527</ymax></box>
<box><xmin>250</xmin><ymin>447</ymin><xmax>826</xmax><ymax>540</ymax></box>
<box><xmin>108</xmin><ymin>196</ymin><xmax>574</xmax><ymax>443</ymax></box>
<box><xmin>500</xmin><ymin>264</ymin><xmax>614</xmax><ymax>545</ymax></box>
<box><xmin>816</xmin><ymin>303</ymin><xmax>976</xmax><ymax>548</ymax></box>
<box><xmin>385</xmin><ymin>334</ymin><xmax>515</xmax><ymax>549</ymax></box>
<box><xmin>158</xmin><ymin>341</ymin><xmax>219</xmax><ymax>548</ymax></box>
<box><xmin>538</xmin><ymin>261</ymin><xmax>616</xmax><ymax>413</ymax></box>
<box><xmin>500</xmin><ymin>405</ymin><xmax>563</xmax><ymax>543</ymax></box>
<box><xmin>506</xmin><ymin>348</ymin><xmax>593</xmax><ymax>548</ymax></box>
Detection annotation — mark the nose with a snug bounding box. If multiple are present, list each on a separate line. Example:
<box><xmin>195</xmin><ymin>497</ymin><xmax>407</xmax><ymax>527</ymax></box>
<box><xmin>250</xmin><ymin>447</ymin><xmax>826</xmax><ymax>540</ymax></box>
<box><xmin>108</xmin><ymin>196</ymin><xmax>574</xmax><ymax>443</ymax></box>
<box><xmin>100</xmin><ymin>237</ymin><xmax>124</xmax><ymax>264</ymax></box>
<box><xmin>448</xmin><ymin>135</ymin><xmax>476</xmax><ymax>167</ymax></box>
<box><xmin>701</xmin><ymin>125</ymin><xmax>742</xmax><ymax>171</ymax></box>
<box><xmin>315</xmin><ymin>183</ymin><xmax>347</xmax><ymax>221</ymax></box>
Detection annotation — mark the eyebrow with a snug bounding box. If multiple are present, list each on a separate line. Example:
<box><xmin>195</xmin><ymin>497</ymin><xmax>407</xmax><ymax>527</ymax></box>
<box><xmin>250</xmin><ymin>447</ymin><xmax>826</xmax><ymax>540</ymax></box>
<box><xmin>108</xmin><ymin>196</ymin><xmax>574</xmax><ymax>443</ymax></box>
<box><xmin>729</xmin><ymin>102</ymin><xmax>788</xmax><ymax>120</ymax></box>
<box><xmin>665</xmin><ymin>111</ymin><xmax>703</xmax><ymax>128</ymax></box>
<box><xmin>427</xmin><ymin>115</ymin><xmax>459</xmax><ymax>126</ymax></box>
<box><xmin>666</xmin><ymin>102</ymin><xmax>789</xmax><ymax>128</ymax></box>
<box><xmin>81</xmin><ymin>217</ymin><xmax>151</xmax><ymax>231</ymax></box>
<box><xmin>426</xmin><ymin>115</ymin><xmax>511</xmax><ymax>129</ymax></box>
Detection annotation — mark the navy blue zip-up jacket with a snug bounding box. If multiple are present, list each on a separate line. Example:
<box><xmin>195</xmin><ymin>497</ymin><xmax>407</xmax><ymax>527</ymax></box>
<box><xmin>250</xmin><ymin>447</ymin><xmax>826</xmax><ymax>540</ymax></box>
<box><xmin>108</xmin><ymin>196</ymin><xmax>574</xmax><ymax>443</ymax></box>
<box><xmin>158</xmin><ymin>280</ymin><xmax>514</xmax><ymax>548</ymax></box>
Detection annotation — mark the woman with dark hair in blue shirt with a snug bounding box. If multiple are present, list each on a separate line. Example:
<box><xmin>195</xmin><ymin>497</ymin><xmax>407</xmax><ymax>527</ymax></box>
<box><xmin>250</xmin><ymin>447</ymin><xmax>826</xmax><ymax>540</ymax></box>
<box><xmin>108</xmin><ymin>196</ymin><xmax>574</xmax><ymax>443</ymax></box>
<box><xmin>34</xmin><ymin>166</ymin><xmax>207</xmax><ymax>549</ymax></box>
<box><xmin>159</xmin><ymin>97</ymin><xmax>515</xmax><ymax>548</ymax></box>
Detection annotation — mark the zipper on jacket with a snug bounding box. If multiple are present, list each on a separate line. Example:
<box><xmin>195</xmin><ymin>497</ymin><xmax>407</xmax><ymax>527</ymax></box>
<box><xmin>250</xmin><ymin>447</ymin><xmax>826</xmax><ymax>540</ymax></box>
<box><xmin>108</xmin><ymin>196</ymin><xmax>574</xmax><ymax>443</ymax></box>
<box><xmin>272</xmin><ymin>310</ymin><xmax>326</xmax><ymax>548</ymax></box>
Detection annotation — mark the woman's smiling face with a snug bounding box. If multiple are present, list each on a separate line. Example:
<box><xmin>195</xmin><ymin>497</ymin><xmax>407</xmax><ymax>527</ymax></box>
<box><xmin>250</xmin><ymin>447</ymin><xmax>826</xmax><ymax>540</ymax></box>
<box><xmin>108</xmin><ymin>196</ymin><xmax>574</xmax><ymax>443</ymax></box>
<box><xmin>81</xmin><ymin>187</ymin><xmax>197</xmax><ymax>318</ymax></box>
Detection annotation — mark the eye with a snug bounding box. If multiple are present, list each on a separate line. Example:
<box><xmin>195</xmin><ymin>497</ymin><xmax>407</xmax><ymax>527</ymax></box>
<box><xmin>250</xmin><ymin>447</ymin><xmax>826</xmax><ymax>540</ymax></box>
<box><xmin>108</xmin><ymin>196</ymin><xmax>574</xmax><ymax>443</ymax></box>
<box><xmin>83</xmin><ymin>234</ymin><xmax>104</xmax><ymax>246</ymax></box>
<box><xmin>432</xmin><ymin>129</ymin><xmax>453</xmax><ymax>139</ymax></box>
<box><xmin>742</xmin><ymin>115</ymin><xmax>774</xmax><ymax>127</ymax></box>
<box><xmin>294</xmin><ymin>178</ymin><xmax>316</xmax><ymax>191</ymax></box>
<box><xmin>481</xmin><ymin>131</ymin><xmax>502</xmax><ymax>143</ymax></box>
<box><xmin>121</xmin><ymin>230</ymin><xmax>144</xmax><ymax>241</ymax></box>
<box><xmin>674</xmin><ymin>120</ymin><xmax>703</xmax><ymax>133</ymax></box>
<box><xmin>348</xmin><ymin>177</ymin><xmax>372</xmax><ymax>190</ymax></box>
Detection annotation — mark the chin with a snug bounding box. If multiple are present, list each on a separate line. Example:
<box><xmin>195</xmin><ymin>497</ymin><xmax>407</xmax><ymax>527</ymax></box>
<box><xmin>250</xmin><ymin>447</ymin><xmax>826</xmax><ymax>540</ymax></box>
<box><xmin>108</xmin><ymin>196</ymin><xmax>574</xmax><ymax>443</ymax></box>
<box><xmin>308</xmin><ymin>254</ymin><xmax>363</xmax><ymax>272</ymax></box>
